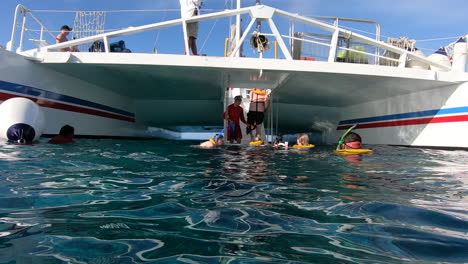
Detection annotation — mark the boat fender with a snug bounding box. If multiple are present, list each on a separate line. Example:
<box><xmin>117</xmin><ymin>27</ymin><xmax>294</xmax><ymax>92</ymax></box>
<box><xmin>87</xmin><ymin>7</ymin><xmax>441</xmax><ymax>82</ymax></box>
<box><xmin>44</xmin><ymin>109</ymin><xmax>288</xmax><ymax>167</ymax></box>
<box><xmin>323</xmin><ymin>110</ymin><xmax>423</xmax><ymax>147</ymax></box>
<box><xmin>249</xmin><ymin>140</ymin><xmax>264</xmax><ymax>146</ymax></box>
<box><xmin>292</xmin><ymin>144</ymin><xmax>315</xmax><ymax>149</ymax></box>
<box><xmin>428</xmin><ymin>47</ymin><xmax>451</xmax><ymax>72</ymax></box>
<box><xmin>0</xmin><ymin>98</ymin><xmax>45</xmax><ymax>143</ymax></box>
<box><xmin>334</xmin><ymin>149</ymin><xmax>374</xmax><ymax>155</ymax></box>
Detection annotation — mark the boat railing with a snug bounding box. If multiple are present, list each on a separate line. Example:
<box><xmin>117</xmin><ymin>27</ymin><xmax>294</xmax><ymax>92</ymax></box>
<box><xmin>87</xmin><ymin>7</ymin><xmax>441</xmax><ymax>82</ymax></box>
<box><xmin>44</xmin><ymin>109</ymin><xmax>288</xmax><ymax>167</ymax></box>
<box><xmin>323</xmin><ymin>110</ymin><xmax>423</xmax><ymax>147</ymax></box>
<box><xmin>6</xmin><ymin>4</ymin><xmax>57</xmax><ymax>52</ymax></box>
<box><xmin>7</xmin><ymin>4</ymin><xmax>455</xmax><ymax>72</ymax></box>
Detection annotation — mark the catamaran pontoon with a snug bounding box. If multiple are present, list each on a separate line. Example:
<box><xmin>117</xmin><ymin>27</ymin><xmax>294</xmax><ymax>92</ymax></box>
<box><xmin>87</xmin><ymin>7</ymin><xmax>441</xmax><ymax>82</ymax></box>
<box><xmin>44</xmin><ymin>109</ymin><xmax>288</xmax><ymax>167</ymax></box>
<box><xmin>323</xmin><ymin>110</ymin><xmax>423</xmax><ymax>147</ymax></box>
<box><xmin>1</xmin><ymin>1</ymin><xmax>467</xmax><ymax>148</ymax></box>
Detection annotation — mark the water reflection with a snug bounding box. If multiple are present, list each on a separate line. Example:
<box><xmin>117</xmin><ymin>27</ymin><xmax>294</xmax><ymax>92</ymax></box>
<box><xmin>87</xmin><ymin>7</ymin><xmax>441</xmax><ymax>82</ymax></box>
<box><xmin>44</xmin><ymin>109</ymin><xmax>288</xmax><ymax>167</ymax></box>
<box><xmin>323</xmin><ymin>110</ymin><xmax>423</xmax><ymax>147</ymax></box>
<box><xmin>0</xmin><ymin>140</ymin><xmax>466</xmax><ymax>263</ymax></box>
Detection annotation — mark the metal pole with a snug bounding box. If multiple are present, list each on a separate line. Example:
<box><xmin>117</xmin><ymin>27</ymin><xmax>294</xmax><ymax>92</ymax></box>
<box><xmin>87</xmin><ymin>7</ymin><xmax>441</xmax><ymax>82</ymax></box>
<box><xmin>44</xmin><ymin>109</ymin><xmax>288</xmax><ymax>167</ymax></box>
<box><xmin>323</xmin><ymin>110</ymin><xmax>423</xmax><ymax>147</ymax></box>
<box><xmin>103</xmin><ymin>36</ymin><xmax>110</xmax><ymax>53</ymax></box>
<box><xmin>255</xmin><ymin>0</ymin><xmax>261</xmax><ymax>32</ymax></box>
<box><xmin>40</xmin><ymin>26</ymin><xmax>44</xmax><ymax>41</ymax></box>
<box><xmin>235</xmin><ymin>0</ymin><xmax>241</xmax><ymax>57</ymax></box>
<box><xmin>466</xmin><ymin>34</ymin><xmax>468</xmax><ymax>72</ymax></box>
<box><xmin>18</xmin><ymin>8</ymin><xmax>28</xmax><ymax>52</ymax></box>
<box><xmin>7</xmin><ymin>5</ymin><xmax>24</xmax><ymax>51</ymax></box>
<box><xmin>182</xmin><ymin>20</ymin><xmax>190</xmax><ymax>55</ymax></box>
<box><xmin>375</xmin><ymin>24</ymin><xmax>381</xmax><ymax>65</ymax></box>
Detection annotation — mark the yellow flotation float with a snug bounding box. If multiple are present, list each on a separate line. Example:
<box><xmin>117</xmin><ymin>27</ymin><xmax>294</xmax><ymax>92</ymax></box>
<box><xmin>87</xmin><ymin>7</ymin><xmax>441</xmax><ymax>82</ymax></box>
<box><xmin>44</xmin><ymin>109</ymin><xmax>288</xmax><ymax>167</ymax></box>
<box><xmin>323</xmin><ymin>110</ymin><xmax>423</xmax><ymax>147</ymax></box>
<box><xmin>292</xmin><ymin>144</ymin><xmax>315</xmax><ymax>149</ymax></box>
<box><xmin>209</xmin><ymin>138</ymin><xmax>217</xmax><ymax>145</ymax></box>
<box><xmin>249</xmin><ymin>140</ymin><xmax>264</xmax><ymax>146</ymax></box>
<box><xmin>334</xmin><ymin>149</ymin><xmax>373</xmax><ymax>155</ymax></box>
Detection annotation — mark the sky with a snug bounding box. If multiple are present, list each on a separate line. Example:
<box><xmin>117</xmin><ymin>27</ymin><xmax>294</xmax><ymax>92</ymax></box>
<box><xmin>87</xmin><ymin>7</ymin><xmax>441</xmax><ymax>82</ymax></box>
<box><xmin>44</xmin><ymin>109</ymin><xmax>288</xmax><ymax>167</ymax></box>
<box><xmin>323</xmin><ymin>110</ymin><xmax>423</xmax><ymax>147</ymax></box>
<box><xmin>1</xmin><ymin>0</ymin><xmax>467</xmax><ymax>58</ymax></box>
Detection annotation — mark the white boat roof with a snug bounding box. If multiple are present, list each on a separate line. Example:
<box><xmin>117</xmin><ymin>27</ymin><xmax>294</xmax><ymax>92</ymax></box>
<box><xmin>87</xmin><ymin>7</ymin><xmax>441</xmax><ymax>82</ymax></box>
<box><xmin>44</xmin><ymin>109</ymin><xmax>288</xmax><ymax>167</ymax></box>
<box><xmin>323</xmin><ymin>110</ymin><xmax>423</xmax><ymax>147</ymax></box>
<box><xmin>38</xmin><ymin>52</ymin><xmax>464</xmax><ymax>107</ymax></box>
<box><xmin>7</xmin><ymin>4</ymin><xmax>468</xmax><ymax>107</ymax></box>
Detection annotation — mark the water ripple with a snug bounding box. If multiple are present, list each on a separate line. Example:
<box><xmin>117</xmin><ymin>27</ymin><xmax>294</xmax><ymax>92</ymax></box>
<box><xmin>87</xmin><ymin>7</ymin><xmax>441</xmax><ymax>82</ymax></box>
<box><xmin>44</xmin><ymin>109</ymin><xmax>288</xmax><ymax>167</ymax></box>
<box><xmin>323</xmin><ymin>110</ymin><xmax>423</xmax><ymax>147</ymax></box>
<box><xmin>0</xmin><ymin>140</ymin><xmax>466</xmax><ymax>263</ymax></box>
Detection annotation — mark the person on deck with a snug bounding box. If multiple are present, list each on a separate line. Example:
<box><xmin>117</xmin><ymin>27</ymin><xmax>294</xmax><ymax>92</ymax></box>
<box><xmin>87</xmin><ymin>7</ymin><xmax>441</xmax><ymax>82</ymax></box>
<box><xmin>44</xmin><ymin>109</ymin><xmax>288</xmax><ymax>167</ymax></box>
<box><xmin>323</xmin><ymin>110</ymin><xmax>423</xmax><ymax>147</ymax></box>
<box><xmin>49</xmin><ymin>125</ymin><xmax>75</xmax><ymax>145</ymax></box>
<box><xmin>247</xmin><ymin>88</ymin><xmax>269</xmax><ymax>141</ymax></box>
<box><xmin>56</xmin><ymin>25</ymin><xmax>73</xmax><ymax>52</ymax></box>
<box><xmin>223</xmin><ymin>95</ymin><xmax>247</xmax><ymax>144</ymax></box>
<box><xmin>179</xmin><ymin>0</ymin><xmax>202</xmax><ymax>55</ymax></box>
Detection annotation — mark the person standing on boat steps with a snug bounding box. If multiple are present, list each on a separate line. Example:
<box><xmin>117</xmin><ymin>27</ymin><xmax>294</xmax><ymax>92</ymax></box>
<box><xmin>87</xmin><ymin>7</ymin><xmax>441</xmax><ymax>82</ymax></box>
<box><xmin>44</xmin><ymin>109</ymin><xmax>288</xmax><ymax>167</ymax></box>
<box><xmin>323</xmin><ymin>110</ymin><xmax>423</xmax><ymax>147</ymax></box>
<box><xmin>247</xmin><ymin>88</ymin><xmax>269</xmax><ymax>141</ymax></box>
<box><xmin>179</xmin><ymin>0</ymin><xmax>202</xmax><ymax>55</ymax></box>
<box><xmin>223</xmin><ymin>95</ymin><xmax>247</xmax><ymax>144</ymax></box>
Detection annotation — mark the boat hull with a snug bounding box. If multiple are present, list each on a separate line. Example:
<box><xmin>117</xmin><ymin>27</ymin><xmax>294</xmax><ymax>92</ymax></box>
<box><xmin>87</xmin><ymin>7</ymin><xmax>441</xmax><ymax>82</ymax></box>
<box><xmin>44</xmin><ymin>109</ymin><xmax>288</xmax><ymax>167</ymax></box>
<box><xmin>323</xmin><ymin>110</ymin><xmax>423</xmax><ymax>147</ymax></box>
<box><xmin>1</xmin><ymin>50</ymin><xmax>467</xmax><ymax>147</ymax></box>
<box><xmin>0</xmin><ymin>49</ymin><xmax>145</xmax><ymax>138</ymax></box>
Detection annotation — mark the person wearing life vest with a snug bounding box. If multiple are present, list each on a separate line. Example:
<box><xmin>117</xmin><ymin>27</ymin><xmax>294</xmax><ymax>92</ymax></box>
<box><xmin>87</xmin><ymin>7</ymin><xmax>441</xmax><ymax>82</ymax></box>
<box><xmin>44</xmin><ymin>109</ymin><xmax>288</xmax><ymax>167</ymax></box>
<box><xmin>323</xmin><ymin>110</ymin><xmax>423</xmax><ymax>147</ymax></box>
<box><xmin>247</xmin><ymin>88</ymin><xmax>269</xmax><ymax>141</ymax></box>
<box><xmin>200</xmin><ymin>133</ymin><xmax>224</xmax><ymax>148</ymax></box>
<box><xmin>223</xmin><ymin>95</ymin><xmax>248</xmax><ymax>144</ymax></box>
<box><xmin>49</xmin><ymin>125</ymin><xmax>76</xmax><ymax>145</ymax></box>
<box><xmin>292</xmin><ymin>133</ymin><xmax>315</xmax><ymax>149</ymax></box>
<box><xmin>249</xmin><ymin>134</ymin><xmax>264</xmax><ymax>146</ymax></box>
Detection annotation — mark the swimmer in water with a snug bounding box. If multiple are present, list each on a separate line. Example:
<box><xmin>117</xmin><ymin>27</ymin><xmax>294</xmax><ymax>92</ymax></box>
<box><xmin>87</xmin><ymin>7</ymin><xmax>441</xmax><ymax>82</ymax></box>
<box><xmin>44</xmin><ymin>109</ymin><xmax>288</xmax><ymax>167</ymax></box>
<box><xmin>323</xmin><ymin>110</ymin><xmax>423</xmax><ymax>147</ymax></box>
<box><xmin>199</xmin><ymin>134</ymin><xmax>224</xmax><ymax>148</ymax></box>
<box><xmin>49</xmin><ymin>125</ymin><xmax>76</xmax><ymax>145</ymax></box>
<box><xmin>296</xmin><ymin>133</ymin><xmax>309</xmax><ymax>146</ymax></box>
<box><xmin>340</xmin><ymin>132</ymin><xmax>362</xmax><ymax>149</ymax></box>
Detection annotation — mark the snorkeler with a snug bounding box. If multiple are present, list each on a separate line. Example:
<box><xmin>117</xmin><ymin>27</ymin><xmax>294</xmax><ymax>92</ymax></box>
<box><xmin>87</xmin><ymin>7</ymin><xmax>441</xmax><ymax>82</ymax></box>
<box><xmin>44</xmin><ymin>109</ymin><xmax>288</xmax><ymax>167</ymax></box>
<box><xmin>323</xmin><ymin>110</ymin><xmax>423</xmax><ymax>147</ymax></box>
<box><xmin>249</xmin><ymin>134</ymin><xmax>265</xmax><ymax>146</ymax></box>
<box><xmin>199</xmin><ymin>133</ymin><xmax>224</xmax><ymax>148</ymax></box>
<box><xmin>335</xmin><ymin>125</ymin><xmax>373</xmax><ymax>155</ymax></box>
<box><xmin>340</xmin><ymin>132</ymin><xmax>362</xmax><ymax>149</ymax></box>
<box><xmin>272</xmin><ymin>134</ymin><xmax>288</xmax><ymax>148</ymax></box>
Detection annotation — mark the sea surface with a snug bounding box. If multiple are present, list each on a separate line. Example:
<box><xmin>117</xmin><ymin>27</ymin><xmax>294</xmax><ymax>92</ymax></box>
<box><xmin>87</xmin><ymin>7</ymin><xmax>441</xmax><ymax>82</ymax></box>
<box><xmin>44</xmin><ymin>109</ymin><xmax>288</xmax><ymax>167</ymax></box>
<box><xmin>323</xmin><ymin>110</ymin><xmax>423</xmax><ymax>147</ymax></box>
<box><xmin>0</xmin><ymin>139</ymin><xmax>467</xmax><ymax>264</ymax></box>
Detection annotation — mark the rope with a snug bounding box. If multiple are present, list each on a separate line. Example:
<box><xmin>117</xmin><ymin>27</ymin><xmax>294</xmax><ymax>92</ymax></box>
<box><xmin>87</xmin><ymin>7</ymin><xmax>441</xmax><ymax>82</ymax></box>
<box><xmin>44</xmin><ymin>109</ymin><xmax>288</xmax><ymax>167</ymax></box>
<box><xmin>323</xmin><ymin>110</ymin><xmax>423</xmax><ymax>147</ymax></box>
<box><xmin>152</xmin><ymin>2</ymin><xmax>170</xmax><ymax>53</ymax></box>
<box><xmin>415</xmin><ymin>36</ymin><xmax>460</xmax><ymax>42</ymax></box>
<box><xmin>30</xmin><ymin>9</ymin><xmax>225</xmax><ymax>13</ymax></box>
<box><xmin>199</xmin><ymin>0</ymin><xmax>230</xmax><ymax>53</ymax></box>
<box><xmin>200</xmin><ymin>19</ymin><xmax>219</xmax><ymax>53</ymax></box>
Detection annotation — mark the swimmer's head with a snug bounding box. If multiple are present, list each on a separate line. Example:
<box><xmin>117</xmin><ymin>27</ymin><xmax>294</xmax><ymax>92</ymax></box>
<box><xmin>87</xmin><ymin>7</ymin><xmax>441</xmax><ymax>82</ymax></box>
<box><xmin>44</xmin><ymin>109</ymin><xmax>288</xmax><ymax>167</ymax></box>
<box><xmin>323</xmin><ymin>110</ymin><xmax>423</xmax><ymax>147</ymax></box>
<box><xmin>274</xmin><ymin>134</ymin><xmax>283</xmax><ymax>144</ymax></box>
<box><xmin>343</xmin><ymin>132</ymin><xmax>361</xmax><ymax>149</ymax></box>
<box><xmin>59</xmin><ymin>125</ymin><xmax>75</xmax><ymax>138</ymax></box>
<box><xmin>255</xmin><ymin>134</ymin><xmax>261</xmax><ymax>141</ymax></box>
<box><xmin>297</xmin><ymin>133</ymin><xmax>309</xmax><ymax>146</ymax></box>
<box><xmin>215</xmin><ymin>134</ymin><xmax>224</xmax><ymax>145</ymax></box>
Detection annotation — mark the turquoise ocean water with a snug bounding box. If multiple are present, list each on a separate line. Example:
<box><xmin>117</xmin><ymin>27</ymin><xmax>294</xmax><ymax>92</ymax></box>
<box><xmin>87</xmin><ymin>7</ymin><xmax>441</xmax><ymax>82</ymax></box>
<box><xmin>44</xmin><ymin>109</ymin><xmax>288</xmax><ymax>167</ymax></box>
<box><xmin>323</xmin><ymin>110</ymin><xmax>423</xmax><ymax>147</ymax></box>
<box><xmin>0</xmin><ymin>139</ymin><xmax>467</xmax><ymax>263</ymax></box>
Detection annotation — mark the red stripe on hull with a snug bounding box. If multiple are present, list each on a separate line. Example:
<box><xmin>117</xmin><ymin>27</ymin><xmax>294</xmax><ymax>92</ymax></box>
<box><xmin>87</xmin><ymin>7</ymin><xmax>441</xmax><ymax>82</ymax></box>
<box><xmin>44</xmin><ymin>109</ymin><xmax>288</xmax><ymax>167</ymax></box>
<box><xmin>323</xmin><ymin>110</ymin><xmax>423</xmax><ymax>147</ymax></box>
<box><xmin>337</xmin><ymin>115</ymin><xmax>468</xmax><ymax>130</ymax></box>
<box><xmin>0</xmin><ymin>92</ymin><xmax>135</xmax><ymax>123</ymax></box>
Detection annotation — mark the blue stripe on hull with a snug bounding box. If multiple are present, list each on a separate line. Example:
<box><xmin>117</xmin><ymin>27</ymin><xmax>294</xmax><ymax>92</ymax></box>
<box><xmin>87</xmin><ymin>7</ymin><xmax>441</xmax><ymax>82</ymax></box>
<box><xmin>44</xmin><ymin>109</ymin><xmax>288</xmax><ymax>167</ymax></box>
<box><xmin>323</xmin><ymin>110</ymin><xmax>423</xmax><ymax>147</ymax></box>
<box><xmin>0</xmin><ymin>80</ymin><xmax>134</xmax><ymax>118</ymax></box>
<box><xmin>339</xmin><ymin>106</ymin><xmax>468</xmax><ymax>125</ymax></box>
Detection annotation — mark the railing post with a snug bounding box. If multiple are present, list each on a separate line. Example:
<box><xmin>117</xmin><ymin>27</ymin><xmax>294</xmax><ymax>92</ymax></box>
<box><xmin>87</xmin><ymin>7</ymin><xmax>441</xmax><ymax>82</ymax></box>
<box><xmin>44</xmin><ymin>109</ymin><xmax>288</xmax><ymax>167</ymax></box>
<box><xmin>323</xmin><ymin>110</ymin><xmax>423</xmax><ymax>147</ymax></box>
<box><xmin>7</xmin><ymin>5</ymin><xmax>24</xmax><ymax>51</ymax></box>
<box><xmin>103</xmin><ymin>36</ymin><xmax>110</xmax><ymax>53</ymax></box>
<box><xmin>398</xmin><ymin>52</ymin><xmax>407</xmax><ymax>68</ymax></box>
<box><xmin>328</xmin><ymin>28</ymin><xmax>339</xmax><ymax>62</ymax></box>
<box><xmin>268</xmin><ymin>18</ymin><xmax>292</xmax><ymax>60</ymax></box>
<box><xmin>230</xmin><ymin>18</ymin><xmax>256</xmax><ymax>58</ymax></box>
<box><xmin>40</xmin><ymin>26</ymin><xmax>44</xmax><ymax>41</ymax></box>
<box><xmin>235</xmin><ymin>0</ymin><xmax>241</xmax><ymax>57</ymax></box>
<box><xmin>375</xmin><ymin>24</ymin><xmax>381</xmax><ymax>65</ymax></box>
<box><xmin>182</xmin><ymin>20</ymin><xmax>190</xmax><ymax>56</ymax></box>
<box><xmin>18</xmin><ymin>8</ymin><xmax>28</xmax><ymax>52</ymax></box>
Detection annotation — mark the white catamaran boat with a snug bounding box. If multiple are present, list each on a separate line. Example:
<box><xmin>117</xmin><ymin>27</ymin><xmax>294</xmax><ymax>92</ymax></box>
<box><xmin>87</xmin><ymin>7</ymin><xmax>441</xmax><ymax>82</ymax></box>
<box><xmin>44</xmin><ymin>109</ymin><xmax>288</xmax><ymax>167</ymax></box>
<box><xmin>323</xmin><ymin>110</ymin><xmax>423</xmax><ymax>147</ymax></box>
<box><xmin>1</xmin><ymin>1</ymin><xmax>467</xmax><ymax>148</ymax></box>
